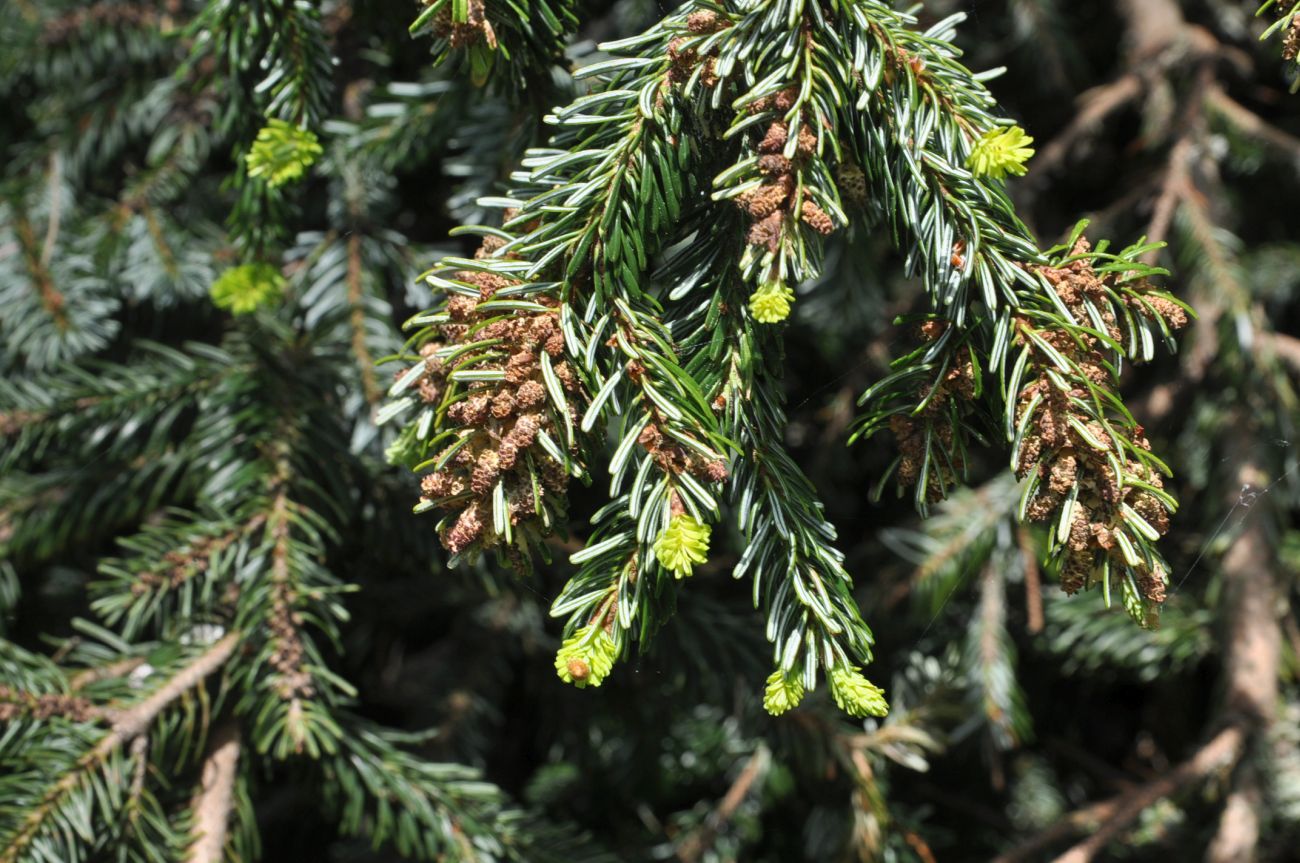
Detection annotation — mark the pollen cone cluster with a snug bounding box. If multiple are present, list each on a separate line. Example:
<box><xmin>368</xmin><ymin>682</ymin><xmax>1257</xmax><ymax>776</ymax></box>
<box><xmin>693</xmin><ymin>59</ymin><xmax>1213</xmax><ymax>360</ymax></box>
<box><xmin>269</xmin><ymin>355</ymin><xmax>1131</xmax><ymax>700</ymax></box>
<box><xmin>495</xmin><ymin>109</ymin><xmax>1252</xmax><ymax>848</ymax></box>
<box><xmin>406</xmin><ymin>237</ymin><xmax>582</xmax><ymax>563</ymax></box>
<box><xmin>1015</xmin><ymin>239</ymin><xmax>1187</xmax><ymax>605</ymax></box>
<box><xmin>735</xmin><ymin>102</ymin><xmax>833</xmax><ymax>255</ymax></box>
<box><xmin>890</xmin><ymin>319</ymin><xmax>975</xmax><ymax>502</ymax></box>
<box><xmin>429</xmin><ymin>0</ymin><xmax>497</xmax><ymax>49</ymax></box>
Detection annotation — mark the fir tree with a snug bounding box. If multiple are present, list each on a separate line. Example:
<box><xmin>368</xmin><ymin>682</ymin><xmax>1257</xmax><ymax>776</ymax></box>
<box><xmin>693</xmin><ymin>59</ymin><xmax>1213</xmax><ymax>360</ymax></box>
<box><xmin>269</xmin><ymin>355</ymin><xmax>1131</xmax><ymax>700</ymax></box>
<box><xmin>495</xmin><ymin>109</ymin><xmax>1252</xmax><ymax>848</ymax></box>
<box><xmin>2</xmin><ymin>1</ymin><xmax>1299</xmax><ymax>861</ymax></box>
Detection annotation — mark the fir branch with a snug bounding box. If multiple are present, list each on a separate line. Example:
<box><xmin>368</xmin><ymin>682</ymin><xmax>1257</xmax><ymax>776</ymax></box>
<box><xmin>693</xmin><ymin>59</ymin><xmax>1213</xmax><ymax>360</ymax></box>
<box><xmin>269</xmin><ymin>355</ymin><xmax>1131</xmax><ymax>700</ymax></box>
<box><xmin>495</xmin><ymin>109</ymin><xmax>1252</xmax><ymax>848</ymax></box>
<box><xmin>322</xmin><ymin>717</ymin><xmax>613</xmax><ymax>862</ymax></box>
<box><xmin>966</xmin><ymin>542</ymin><xmax>1031</xmax><ymax>751</ymax></box>
<box><xmin>0</xmin><ymin>341</ymin><xmax>234</xmax><ymax>470</ymax></box>
<box><xmin>8</xmin><ymin>198</ymin><xmax>67</xmax><ymax>331</ymax></box>
<box><xmin>227</xmin><ymin>437</ymin><xmax>353</xmax><ymax>760</ymax></box>
<box><xmin>0</xmin><ymin>633</ymin><xmax>239</xmax><ymax>863</ymax></box>
<box><xmin>187</xmin><ymin>0</ymin><xmax>333</xmax><ymax>130</ymax></box>
<box><xmin>92</xmin><ymin>509</ymin><xmax>254</xmax><ymax>639</ymax></box>
<box><xmin>409</xmin><ymin>0</ymin><xmax>579</xmax><ymax>93</ymax></box>
<box><xmin>1257</xmin><ymin>1</ymin><xmax>1300</xmax><ymax>86</ymax></box>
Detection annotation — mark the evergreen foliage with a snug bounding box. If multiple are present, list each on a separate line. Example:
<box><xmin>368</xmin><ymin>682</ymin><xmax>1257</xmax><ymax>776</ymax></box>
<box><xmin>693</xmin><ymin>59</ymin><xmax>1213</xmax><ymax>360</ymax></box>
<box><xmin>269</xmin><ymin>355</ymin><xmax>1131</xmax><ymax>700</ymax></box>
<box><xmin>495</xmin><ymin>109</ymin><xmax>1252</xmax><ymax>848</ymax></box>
<box><xmin>1</xmin><ymin>0</ymin><xmax>1299</xmax><ymax>861</ymax></box>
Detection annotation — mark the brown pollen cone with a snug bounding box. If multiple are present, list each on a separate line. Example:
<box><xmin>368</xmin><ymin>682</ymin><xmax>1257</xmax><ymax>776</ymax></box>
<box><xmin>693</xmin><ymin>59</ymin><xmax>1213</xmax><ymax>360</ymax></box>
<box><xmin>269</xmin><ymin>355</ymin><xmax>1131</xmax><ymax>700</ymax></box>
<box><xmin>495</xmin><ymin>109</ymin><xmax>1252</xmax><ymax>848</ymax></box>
<box><xmin>407</xmin><ymin>239</ymin><xmax>583</xmax><ymax>560</ymax></box>
<box><xmin>1014</xmin><ymin>239</ymin><xmax>1183</xmax><ymax>605</ymax></box>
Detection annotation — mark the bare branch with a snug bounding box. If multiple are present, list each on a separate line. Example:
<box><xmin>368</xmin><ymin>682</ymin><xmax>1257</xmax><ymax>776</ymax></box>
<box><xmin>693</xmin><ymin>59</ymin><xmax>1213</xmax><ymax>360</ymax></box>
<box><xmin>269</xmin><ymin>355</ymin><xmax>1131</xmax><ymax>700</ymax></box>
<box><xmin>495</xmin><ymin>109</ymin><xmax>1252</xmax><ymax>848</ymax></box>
<box><xmin>186</xmin><ymin>721</ymin><xmax>242</xmax><ymax>863</ymax></box>
<box><xmin>1206</xmin><ymin>766</ymin><xmax>1262</xmax><ymax>863</ymax></box>
<box><xmin>1017</xmin><ymin>527</ymin><xmax>1043</xmax><ymax>634</ymax></box>
<box><xmin>1047</xmin><ymin>726</ymin><xmax>1244</xmax><ymax>863</ymax></box>
<box><xmin>69</xmin><ymin>657</ymin><xmax>147</xmax><ymax>691</ymax></box>
<box><xmin>1206</xmin><ymin>86</ymin><xmax>1300</xmax><ymax>160</ymax></box>
<box><xmin>675</xmin><ymin>745</ymin><xmax>770</xmax><ymax>863</ymax></box>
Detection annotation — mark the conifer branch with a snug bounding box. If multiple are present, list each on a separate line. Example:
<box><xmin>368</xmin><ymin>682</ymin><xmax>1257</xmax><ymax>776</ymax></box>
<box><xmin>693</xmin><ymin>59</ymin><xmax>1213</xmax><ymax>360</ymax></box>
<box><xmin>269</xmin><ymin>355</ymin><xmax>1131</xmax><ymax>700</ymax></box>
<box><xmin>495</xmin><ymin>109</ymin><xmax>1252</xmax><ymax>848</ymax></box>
<box><xmin>4</xmin><ymin>0</ymin><xmax>1295</xmax><ymax>857</ymax></box>
<box><xmin>0</xmin><ymin>633</ymin><xmax>239</xmax><ymax>863</ymax></box>
<box><xmin>385</xmin><ymin>0</ymin><xmax>1191</xmax><ymax>713</ymax></box>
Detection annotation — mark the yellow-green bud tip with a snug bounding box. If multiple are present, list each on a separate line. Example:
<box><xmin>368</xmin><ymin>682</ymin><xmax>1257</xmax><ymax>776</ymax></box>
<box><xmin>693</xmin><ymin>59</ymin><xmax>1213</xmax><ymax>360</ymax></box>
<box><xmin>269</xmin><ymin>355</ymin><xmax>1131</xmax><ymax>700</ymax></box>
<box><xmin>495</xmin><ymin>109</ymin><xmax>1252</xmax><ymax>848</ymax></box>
<box><xmin>829</xmin><ymin>665</ymin><xmax>889</xmax><ymax>718</ymax></box>
<box><xmin>653</xmin><ymin>514</ymin><xmax>711</xmax><ymax>579</ymax></box>
<box><xmin>209</xmin><ymin>263</ymin><xmax>285</xmax><ymax>315</ymax></box>
<box><xmin>246</xmin><ymin>118</ymin><xmax>324</xmax><ymax>188</ymax></box>
<box><xmin>554</xmin><ymin>625</ymin><xmax>618</xmax><ymax>689</ymax></box>
<box><xmin>749</xmin><ymin>281</ymin><xmax>795</xmax><ymax>324</ymax></box>
<box><xmin>965</xmin><ymin>125</ymin><xmax>1035</xmax><ymax>180</ymax></box>
<box><xmin>763</xmin><ymin>669</ymin><xmax>805</xmax><ymax>716</ymax></box>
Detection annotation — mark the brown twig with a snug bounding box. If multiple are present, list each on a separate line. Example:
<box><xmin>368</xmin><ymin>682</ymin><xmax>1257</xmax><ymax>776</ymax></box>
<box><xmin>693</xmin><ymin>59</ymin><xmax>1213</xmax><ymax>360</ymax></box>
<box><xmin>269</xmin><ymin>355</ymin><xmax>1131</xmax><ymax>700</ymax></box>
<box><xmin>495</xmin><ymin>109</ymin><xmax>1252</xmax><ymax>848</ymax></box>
<box><xmin>69</xmin><ymin>657</ymin><xmax>147</xmax><ymax>691</ymax></box>
<box><xmin>1202</xmin><ymin>427</ymin><xmax>1281</xmax><ymax>861</ymax></box>
<box><xmin>1017</xmin><ymin>526</ymin><xmax>1043</xmax><ymax>634</ymax></box>
<box><xmin>186</xmin><ymin>720</ymin><xmax>242</xmax><ymax>863</ymax></box>
<box><xmin>1140</xmin><ymin>136</ymin><xmax>1192</xmax><ymax>263</ymax></box>
<box><xmin>1216</xmin><ymin>442</ymin><xmax>1280</xmax><ymax>726</ymax></box>
<box><xmin>265</xmin><ymin>468</ymin><xmax>316</xmax><ymax>734</ymax></box>
<box><xmin>976</xmin><ymin>560</ymin><xmax>1015</xmax><ymax>762</ymax></box>
<box><xmin>994</xmin><ymin>725</ymin><xmax>1245</xmax><ymax>863</ymax></box>
<box><xmin>992</xmin><ymin>796</ymin><xmax>1120</xmax><ymax>863</ymax></box>
<box><xmin>1029</xmin><ymin>75</ymin><xmax>1144</xmax><ymax>180</ymax></box>
<box><xmin>108</xmin><ymin>633</ymin><xmax>240</xmax><ymax>740</ymax></box>
<box><xmin>904</xmin><ymin>830</ymin><xmax>938</xmax><ymax>863</ymax></box>
<box><xmin>12</xmin><ymin>207</ymin><xmax>68</xmax><ymax>331</ymax></box>
<box><xmin>675</xmin><ymin>745</ymin><xmax>770</xmax><ymax>863</ymax></box>
<box><xmin>1265</xmin><ymin>332</ymin><xmax>1300</xmax><ymax>376</ymax></box>
<box><xmin>1207</xmin><ymin>765</ymin><xmax>1262</xmax><ymax>863</ymax></box>
<box><xmin>1205</xmin><ymin>85</ymin><xmax>1300</xmax><ymax>159</ymax></box>
<box><xmin>40</xmin><ymin>152</ymin><xmax>62</xmax><ymax>269</ymax></box>
<box><xmin>347</xmin><ymin>232</ymin><xmax>381</xmax><ymax>405</ymax></box>
<box><xmin>1116</xmin><ymin>0</ymin><xmax>1185</xmax><ymax>66</ymax></box>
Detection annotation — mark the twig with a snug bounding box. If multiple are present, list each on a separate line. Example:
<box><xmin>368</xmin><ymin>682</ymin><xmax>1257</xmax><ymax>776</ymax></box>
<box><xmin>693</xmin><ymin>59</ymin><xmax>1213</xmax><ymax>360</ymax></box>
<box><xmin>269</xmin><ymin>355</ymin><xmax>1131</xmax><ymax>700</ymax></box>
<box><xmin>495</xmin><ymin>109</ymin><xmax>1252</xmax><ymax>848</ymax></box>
<box><xmin>1217</xmin><ymin>428</ymin><xmax>1281</xmax><ymax>725</ymax></box>
<box><xmin>1205</xmin><ymin>85</ymin><xmax>1300</xmax><ymax>159</ymax></box>
<box><xmin>186</xmin><ymin>721</ymin><xmax>242</xmax><ymax>863</ymax></box>
<box><xmin>1029</xmin><ymin>74</ymin><xmax>1143</xmax><ymax>179</ymax></box>
<box><xmin>976</xmin><ymin>559</ymin><xmax>1013</xmax><ymax>758</ymax></box>
<box><xmin>1116</xmin><ymin>0</ymin><xmax>1185</xmax><ymax>66</ymax></box>
<box><xmin>128</xmin><ymin>735</ymin><xmax>149</xmax><ymax>801</ymax></box>
<box><xmin>912</xmin><ymin>777</ymin><xmax>1013</xmax><ymax>831</ymax></box>
<box><xmin>40</xmin><ymin>152</ymin><xmax>62</xmax><ymax>268</ymax></box>
<box><xmin>1047</xmin><ymin>726</ymin><xmax>1245</xmax><ymax>863</ymax></box>
<box><xmin>1265</xmin><ymin>332</ymin><xmax>1300</xmax><ymax>376</ymax></box>
<box><xmin>109</xmin><ymin>632</ymin><xmax>241</xmax><ymax>740</ymax></box>
<box><xmin>347</xmin><ymin>232</ymin><xmax>381</xmax><ymax>406</ymax></box>
<box><xmin>995</xmin><ymin>726</ymin><xmax>1245</xmax><ymax>863</ymax></box>
<box><xmin>1140</xmin><ymin>136</ymin><xmax>1192</xmax><ymax>263</ymax></box>
<box><xmin>1200</xmin><ymin>428</ymin><xmax>1283</xmax><ymax>861</ymax></box>
<box><xmin>992</xmin><ymin>796</ymin><xmax>1120</xmax><ymax>863</ymax></box>
<box><xmin>1017</xmin><ymin>526</ymin><xmax>1043</xmax><ymax>634</ymax></box>
<box><xmin>12</xmin><ymin>208</ymin><xmax>68</xmax><ymax>330</ymax></box>
<box><xmin>69</xmin><ymin>657</ymin><xmax>147</xmax><ymax>690</ymax></box>
<box><xmin>675</xmin><ymin>744</ymin><xmax>770</xmax><ymax>863</ymax></box>
<box><xmin>1043</xmin><ymin>736</ymin><xmax>1136</xmax><ymax>788</ymax></box>
<box><xmin>1206</xmin><ymin>765</ymin><xmax>1262</xmax><ymax>863</ymax></box>
<box><xmin>903</xmin><ymin>830</ymin><xmax>938</xmax><ymax>863</ymax></box>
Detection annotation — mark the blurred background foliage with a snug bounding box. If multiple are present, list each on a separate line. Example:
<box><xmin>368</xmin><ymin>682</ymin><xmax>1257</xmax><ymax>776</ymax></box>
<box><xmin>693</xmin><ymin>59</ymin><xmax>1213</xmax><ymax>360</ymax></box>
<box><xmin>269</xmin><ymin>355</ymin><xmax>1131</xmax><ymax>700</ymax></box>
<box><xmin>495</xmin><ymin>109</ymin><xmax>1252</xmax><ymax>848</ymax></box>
<box><xmin>1</xmin><ymin>0</ymin><xmax>1298</xmax><ymax>861</ymax></box>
